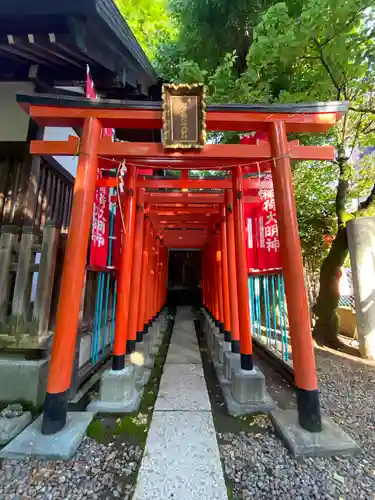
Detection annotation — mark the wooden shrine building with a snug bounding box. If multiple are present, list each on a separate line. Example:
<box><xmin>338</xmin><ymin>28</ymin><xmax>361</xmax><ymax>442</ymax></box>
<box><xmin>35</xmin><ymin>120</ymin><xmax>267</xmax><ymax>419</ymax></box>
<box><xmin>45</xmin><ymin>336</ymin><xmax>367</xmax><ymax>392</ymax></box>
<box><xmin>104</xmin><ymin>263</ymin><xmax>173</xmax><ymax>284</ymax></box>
<box><xmin>0</xmin><ymin>0</ymin><xmax>158</xmax><ymax>406</ymax></box>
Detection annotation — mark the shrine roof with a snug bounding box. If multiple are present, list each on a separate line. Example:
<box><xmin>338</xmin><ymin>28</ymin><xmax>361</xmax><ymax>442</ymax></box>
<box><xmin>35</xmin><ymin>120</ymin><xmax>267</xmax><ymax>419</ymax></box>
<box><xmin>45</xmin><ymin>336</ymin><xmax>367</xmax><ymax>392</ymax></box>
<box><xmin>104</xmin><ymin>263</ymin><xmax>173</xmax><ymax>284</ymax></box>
<box><xmin>0</xmin><ymin>0</ymin><xmax>157</xmax><ymax>96</ymax></box>
<box><xmin>17</xmin><ymin>93</ymin><xmax>348</xmax><ymax>116</ymax></box>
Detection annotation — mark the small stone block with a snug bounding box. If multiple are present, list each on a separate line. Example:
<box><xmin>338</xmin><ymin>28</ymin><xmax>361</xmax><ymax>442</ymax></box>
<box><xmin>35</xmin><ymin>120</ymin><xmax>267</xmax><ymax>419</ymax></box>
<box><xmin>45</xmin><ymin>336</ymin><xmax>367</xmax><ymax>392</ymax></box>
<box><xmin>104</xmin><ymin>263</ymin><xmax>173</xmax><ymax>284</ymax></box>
<box><xmin>216</xmin><ymin>340</ymin><xmax>231</xmax><ymax>364</ymax></box>
<box><xmin>223</xmin><ymin>351</ymin><xmax>240</xmax><ymax>381</ymax></box>
<box><xmin>270</xmin><ymin>409</ymin><xmax>361</xmax><ymax>458</ymax></box>
<box><xmin>231</xmin><ymin>367</ymin><xmax>267</xmax><ymax>405</ymax></box>
<box><xmin>222</xmin><ymin>385</ymin><xmax>275</xmax><ymax>417</ymax></box>
<box><xmin>0</xmin><ymin>412</ymin><xmax>95</xmax><ymax>460</ymax></box>
<box><xmin>0</xmin><ymin>411</ymin><xmax>32</xmax><ymax>445</ymax></box>
<box><xmin>213</xmin><ymin>359</ymin><xmax>229</xmax><ymax>387</ymax></box>
<box><xmin>86</xmin><ymin>387</ymin><xmax>143</xmax><ymax>414</ymax></box>
<box><xmin>100</xmin><ymin>366</ymin><xmax>136</xmax><ymax>402</ymax></box>
<box><xmin>136</xmin><ymin>368</ymin><xmax>151</xmax><ymax>388</ymax></box>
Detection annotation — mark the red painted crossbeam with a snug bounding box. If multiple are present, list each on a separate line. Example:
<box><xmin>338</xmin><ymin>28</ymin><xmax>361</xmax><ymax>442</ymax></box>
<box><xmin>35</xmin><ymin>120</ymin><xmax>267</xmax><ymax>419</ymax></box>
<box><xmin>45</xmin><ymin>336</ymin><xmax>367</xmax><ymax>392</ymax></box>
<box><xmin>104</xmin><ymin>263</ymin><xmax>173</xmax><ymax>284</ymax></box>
<box><xmin>30</xmin><ymin>137</ymin><xmax>335</xmax><ymax>163</ymax></box>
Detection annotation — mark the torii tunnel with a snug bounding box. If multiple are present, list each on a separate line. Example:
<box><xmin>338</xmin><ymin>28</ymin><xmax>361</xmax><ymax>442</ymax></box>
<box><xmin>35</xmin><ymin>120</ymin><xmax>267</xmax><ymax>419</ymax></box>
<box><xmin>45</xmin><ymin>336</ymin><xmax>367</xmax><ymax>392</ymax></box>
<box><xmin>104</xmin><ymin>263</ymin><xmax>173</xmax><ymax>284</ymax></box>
<box><xmin>17</xmin><ymin>94</ymin><xmax>347</xmax><ymax>436</ymax></box>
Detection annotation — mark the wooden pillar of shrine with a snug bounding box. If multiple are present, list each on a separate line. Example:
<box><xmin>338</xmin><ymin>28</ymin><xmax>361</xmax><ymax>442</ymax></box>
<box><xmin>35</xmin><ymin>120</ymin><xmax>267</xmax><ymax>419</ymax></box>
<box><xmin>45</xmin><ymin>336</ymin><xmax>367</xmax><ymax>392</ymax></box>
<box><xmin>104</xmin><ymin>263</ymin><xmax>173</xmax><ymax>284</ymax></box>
<box><xmin>112</xmin><ymin>165</ymin><xmax>137</xmax><ymax>370</ymax></box>
<box><xmin>221</xmin><ymin>203</ymin><xmax>231</xmax><ymax>341</ymax></box>
<box><xmin>233</xmin><ymin>167</ymin><xmax>253</xmax><ymax>370</ymax></box>
<box><xmin>215</xmin><ymin>225</ymin><xmax>225</xmax><ymax>333</ymax></box>
<box><xmin>42</xmin><ymin>117</ymin><xmax>101</xmax><ymax>435</ymax></box>
<box><xmin>137</xmin><ymin>214</ymin><xmax>151</xmax><ymax>341</ymax></box>
<box><xmin>226</xmin><ymin>189</ymin><xmax>241</xmax><ymax>352</ymax></box>
<box><xmin>126</xmin><ymin>188</ymin><xmax>145</xmax><ymax>353</ymax></box>
<box><xmin>269</xmin><ymin>121</ymin><xmax>322</xmax><ymax>432</ymax></box>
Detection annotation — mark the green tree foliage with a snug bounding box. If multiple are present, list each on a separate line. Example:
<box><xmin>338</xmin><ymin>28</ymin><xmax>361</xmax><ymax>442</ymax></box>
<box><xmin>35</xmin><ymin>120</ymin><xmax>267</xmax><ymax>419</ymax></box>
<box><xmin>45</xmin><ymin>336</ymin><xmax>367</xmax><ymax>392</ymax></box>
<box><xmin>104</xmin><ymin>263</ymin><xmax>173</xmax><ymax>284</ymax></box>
<box><xmin>245</xmin><ymin>0</ymin><xmax>375</xmax><ymax>346</ymax></box>
<box><xmin>157</xmin><ymin>0</ymin><xmax>278</xmax><ymax>78</ymax></box>
<box><xmin>115</xmin><ymin>0</ymin><xmax>177</xmax><ymax>62</ymax></box>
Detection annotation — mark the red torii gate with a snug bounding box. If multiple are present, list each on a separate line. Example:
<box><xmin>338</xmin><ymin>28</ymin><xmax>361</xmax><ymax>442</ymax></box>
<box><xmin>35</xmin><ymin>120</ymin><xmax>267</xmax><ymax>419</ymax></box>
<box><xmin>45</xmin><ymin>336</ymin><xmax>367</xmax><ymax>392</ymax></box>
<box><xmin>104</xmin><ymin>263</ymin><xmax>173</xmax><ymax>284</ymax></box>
<box><xmin>17</xmin><ymin>94</ymin><xmax>347</xmax><ymax>436</ymax></box>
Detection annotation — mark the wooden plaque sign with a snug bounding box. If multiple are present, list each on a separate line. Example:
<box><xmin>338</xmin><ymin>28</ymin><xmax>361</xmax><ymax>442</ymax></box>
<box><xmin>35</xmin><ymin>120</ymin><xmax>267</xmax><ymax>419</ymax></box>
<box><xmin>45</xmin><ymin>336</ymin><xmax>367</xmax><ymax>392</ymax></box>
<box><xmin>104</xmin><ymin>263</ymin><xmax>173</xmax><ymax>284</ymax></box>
<box><xmin>162</xmin><ymin>84</ymin><xmax>206</xmax><ymax>149</ymax></box>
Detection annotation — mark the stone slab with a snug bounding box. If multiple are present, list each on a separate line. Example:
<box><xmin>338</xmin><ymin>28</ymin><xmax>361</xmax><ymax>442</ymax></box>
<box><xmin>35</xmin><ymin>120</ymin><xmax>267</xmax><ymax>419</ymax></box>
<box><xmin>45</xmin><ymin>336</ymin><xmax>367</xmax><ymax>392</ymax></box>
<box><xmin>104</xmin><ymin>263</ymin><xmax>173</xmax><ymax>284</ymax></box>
<box><xmin>270</xmin><ymin>409</ymin><xmax>361</xmax><ymax>458</ymax></box>
<box><xmin>0</xmin><ymin>411</ymin><xmax>32</xmax><ymax>445</ymax></box>
<box><xmin>0</xmin><ymin>412</ymin><xmax>95</xmax><ymax>460</ymax></box>
<box><xmin>155</xmin><ymin>364</ymin><xmax>210</xmax><ymax>411</ymax></box>
<box><xmin>133</xmin><ymin>411</ymin><xmax>228</xmax><ymax>500</ymax></box>
<box><xmin>86</xmin><ymin>387</ymin><xmax>144</xmax><ymax>414</ymax></box>
<box><xmin>0</xmin><ymin>358</ymin><xmax>49</xmax><ymax>407</ymax></box>
<box><xmin>166</xmin><ymin>343</ymin><xmax>202</xmax><ymax>364</ymax></box>
<box><xmin>222</xmin><ymin>385</ymin><xmax>275</xmax><ymax>417</ymax></box>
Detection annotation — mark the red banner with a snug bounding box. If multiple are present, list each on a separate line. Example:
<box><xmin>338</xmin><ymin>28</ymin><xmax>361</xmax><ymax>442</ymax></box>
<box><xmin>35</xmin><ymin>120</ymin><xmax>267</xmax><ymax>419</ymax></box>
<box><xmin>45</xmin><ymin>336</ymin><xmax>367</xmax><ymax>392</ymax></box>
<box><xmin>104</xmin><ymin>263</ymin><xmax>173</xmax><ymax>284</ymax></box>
<box><xmin>245</xmin><ymin>174</ymin><xmax>282</xmax><ymax>272</ymax></box>
<box><xmin>90</xmin><ymin>186</ymin><xmax>110</xmax><ymax>267</ymax></box>
<box><xmin>86</xmin><ymin>65</ymin><xmax>114</xmax><ymax>269</ymax></box>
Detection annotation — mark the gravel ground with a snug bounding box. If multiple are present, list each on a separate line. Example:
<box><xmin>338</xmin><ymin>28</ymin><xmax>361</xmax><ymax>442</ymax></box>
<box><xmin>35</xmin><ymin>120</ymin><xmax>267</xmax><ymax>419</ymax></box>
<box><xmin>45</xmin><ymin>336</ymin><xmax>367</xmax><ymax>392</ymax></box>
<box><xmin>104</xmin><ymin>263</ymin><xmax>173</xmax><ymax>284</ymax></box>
<box><xmin>219</xmin><ymin>348</ymin><xmax>375</xmax><ymax>500</ymax></box>
<box><xmin>0</xmin><ymin>436</ymin><xmax>142</xmax><ymax>500</ymax></box>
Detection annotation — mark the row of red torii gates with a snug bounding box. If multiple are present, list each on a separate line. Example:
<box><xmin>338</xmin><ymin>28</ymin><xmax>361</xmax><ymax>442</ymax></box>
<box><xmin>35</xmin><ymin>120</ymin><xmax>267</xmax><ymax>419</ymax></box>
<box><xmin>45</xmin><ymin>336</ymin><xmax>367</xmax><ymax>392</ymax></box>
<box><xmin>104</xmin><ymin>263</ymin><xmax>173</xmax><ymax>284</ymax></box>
<box><xmin>17</xmin><ymin>93</ymin><xmax>348</xmax><ymax>436</ymax></box>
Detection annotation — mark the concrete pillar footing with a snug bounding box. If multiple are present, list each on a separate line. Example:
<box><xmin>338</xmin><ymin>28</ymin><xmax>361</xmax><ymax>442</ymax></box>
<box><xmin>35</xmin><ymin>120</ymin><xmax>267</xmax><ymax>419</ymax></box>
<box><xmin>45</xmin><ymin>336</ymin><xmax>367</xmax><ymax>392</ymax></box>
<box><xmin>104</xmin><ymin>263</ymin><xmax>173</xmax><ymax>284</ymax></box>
<box><xmin>222</xmin><ymin>365</ymin><xmax>275</xmax><ymax>417</ymax></box>
<box><xmin>270</xmin><ymin>409</ymin><xmax>360</xmax><ymax>458</ymax></box>
<box><xmin>86</xmin><ymin>365</ymin><xmax>143</xmax><ymax>413</ymax></box>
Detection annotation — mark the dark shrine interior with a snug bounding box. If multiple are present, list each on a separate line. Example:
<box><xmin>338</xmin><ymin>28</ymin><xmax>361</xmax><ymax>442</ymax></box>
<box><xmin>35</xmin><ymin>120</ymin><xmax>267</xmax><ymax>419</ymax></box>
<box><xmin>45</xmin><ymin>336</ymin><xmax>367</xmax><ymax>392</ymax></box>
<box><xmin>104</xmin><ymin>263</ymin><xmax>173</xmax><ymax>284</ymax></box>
<box><xmin>167</xmin><ymin>251</ymin><xmax>202</xmax><ymax>307</ymax></box>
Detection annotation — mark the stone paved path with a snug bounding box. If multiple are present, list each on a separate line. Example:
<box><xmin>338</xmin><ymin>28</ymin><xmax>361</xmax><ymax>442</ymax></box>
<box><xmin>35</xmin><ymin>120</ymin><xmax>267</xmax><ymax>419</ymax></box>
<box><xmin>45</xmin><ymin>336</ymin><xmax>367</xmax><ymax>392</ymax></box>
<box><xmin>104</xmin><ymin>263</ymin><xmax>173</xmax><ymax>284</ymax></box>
<box><xmin>133</xmin><ymin>307</ymin><xmax>228</xmax><ymax>500</ymax></box>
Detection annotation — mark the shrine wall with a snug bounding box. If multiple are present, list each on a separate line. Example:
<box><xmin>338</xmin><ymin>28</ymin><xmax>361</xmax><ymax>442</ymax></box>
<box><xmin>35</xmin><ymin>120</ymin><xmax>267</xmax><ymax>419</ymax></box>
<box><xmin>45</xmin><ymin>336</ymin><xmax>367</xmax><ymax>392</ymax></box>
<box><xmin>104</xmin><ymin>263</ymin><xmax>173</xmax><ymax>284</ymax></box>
<box><xmin>0</xmin><ymin>82</ymin><xmax>34</xmax><ymax>142</ymax></box>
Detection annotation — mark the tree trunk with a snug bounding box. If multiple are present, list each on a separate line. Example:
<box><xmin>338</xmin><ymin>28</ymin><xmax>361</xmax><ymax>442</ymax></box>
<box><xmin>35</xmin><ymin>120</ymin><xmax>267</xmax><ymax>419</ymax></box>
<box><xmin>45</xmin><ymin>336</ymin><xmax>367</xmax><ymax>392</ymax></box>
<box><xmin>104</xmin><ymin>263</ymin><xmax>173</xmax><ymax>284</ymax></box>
<box><xmin>312</xmin><ymin>226</ymin><xmax>348</xmax><ymax>346</ymax></box>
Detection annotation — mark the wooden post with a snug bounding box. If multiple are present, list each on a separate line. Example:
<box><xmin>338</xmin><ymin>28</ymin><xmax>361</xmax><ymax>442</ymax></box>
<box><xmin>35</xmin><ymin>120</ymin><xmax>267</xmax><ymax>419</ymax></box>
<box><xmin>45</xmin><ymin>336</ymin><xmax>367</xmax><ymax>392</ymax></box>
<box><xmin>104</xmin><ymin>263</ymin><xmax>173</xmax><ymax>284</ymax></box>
<box><xmin>226</xmin><ymin>189</ymin><xmax>240</xmax><ymax>353</ymax></box>
<box><xmin>212</xmin><ymin>234</ymin><xmax>220</xmax><ymax>325</ymax></box>
<box><xmin>12</xmin><ymin>227</ymin><xmax>39</xmax><ymax>324</ymax></box>
<box><xmin>269</xmin><ymin>121</ymin><xmax>321</xmax><ymax>432</ymax></box>
<box><xmin>233</xmin><ymin>168</ymin><xmax>253</xmax><ymax>370</ymax></box>
<box><xmin>216</xmin><ymin>226</ymin><xmax>224</xmax><ymax>332</ymax></box>
<box><xmin>42</xmin><ymin>117</ymin><xmax>101</xmax><ymax>435</ymax></box>
<box><xmin>0</xmin><ymin>226</ymin><xmax>19</xmax><ymax>325</ymax></box>
<box><xmin>33</xmin><ymin>220</ymin><xmax>61</xmax><ymax>338</ymax></box>
<box><xmin>112</xmin><ymin>165</ymin><xmax>137</xmax><ymax>370</ymax></box>
<box><xmin>221</xmin><ymin>204</ymin><xmax>231</xmax><ymax>341</ymax></box>
<box><xmin>126</xmin><ymin>189</ymin><xmax>145</xmax><ymax>353</ymax></box>
<box><xmin>153</xmin><ymin>237</ymin><xmax>161</xmax><ymax>318</ymax></box>
<box><xmin>137</xmin><ymin>215</ymin><xmax>151</xmax><ymax>340</ymax></box>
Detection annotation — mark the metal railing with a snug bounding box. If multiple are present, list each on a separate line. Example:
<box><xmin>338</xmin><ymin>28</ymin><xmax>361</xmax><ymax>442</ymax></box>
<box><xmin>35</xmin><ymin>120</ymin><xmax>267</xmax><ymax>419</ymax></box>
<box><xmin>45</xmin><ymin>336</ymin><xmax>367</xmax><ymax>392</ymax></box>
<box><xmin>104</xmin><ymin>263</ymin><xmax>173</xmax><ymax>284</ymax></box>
<box><xmin>248</xmin><ymin>270</ymin><xmax>291</xmax><ymax>364</ymax></box>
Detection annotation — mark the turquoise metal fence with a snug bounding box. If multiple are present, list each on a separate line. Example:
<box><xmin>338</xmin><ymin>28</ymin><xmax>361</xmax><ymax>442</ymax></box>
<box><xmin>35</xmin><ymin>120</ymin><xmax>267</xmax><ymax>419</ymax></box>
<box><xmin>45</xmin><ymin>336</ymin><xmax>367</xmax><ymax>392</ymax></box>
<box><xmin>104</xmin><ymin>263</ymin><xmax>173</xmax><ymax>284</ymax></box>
<box><xmin>248</xmin><ymin>271</ymin><xmax>291</xmax><ymax>363</ymax></box>
<box><xmin>91</xmin><ymin>188</ymin><xmax>118</xmax><ymax>364</ymax></box>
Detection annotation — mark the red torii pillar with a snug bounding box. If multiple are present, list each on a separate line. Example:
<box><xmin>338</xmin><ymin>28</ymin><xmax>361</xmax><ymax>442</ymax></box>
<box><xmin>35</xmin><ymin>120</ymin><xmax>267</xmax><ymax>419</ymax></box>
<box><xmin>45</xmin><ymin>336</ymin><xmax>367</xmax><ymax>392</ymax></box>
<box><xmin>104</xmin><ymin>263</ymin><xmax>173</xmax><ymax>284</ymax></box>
<box><xmin>269</xmin><ymin>121</ymin><xmax>321</xmax><ymax>431</ymax></box>
<box><xmin>112</xmin><ymin>164</ymin><xmax>137</xmax><ymax>370</ymax></box>
<box><xmin>233</xmin><ymin>166</ymin><xmax>253</xmax><ymax>370</ymax></box>
<box><xmin>215</xmin><ymin>225</ymin><xmax>225</xmax><ymax>333</ymax></box>
<box><xmin>126</xmin><ymin>188</ymin><xmax>145</xmax><ymax>353</ymax></box>
<box><xmin>137</xmin><ymin>214</ymin><xmax>151</xmax><ymax>341</ymax></box>
<box><xmin>221</xmin><ymin>203</ymin><xmax>231</xmax><ymax>342</ymax></box>
<box><xmin>42</xmin><ymin>117</ymin><xmax>101</xmax><ymax>434</ymax></box>
<box><xmin>226</xmin><ymin>189</ymin><xmax>241</xmax><ymax>353</ymax></box>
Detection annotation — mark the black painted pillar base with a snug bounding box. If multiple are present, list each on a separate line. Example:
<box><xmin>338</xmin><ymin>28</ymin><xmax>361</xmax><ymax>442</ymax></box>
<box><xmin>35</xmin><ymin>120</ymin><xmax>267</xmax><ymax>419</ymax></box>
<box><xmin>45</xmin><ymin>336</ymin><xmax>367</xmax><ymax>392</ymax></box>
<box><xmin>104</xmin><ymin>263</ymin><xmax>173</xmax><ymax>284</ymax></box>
<box><xmin>219</xmin><ymin>322</ymin><xmax>224</xmax><ymax>334</ymax></box>
<box><xmin>224</xmin><ymin>330</ymin><xmax>231</xmax><ymax>342</ymax></box>
<box><xmin>136</xmin><ymin>330</ymin><xmax>143</xmax><ymax>343</ymax></box>
<box><xmin>215</xmin><ymin>319</ymin><xmax>220</xmax><ymax>328</ymax></box>
<box><xmin>126</xmin><ymin>339</ymin><xmax>136</xmax><ymax>354</ymax></box>
<box><xmin>42</xmin><ymin>390</ymin><xmax>68</xmax><ymax>435</ymax></box>
<box><xmin>148</xmin><ymin>320</ymin><xmax>153</xmax><ymax>328</ymax></box>
<box><xmin>112</xmin><ymin>354</ymin><xmax>125</xmax><ymax>371</ymax></box>
<box><xmin>240</xmin><ymin>353</ymin><xmax>253</xmax><ymax>370</ymax></box>
<box><xmin>296</xmin><ymin>387</ymin><xmax>322</xmax><ymax>432</ymax></box>
<box><xmin>231</xmin><ymin>340</ymin><xmax>240</xmax><ymax>354</ymax></box>
<box><xmin>144</xmin><ymin>323</ymin><xmax>149</xmax><ymax>335</ymax></box>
